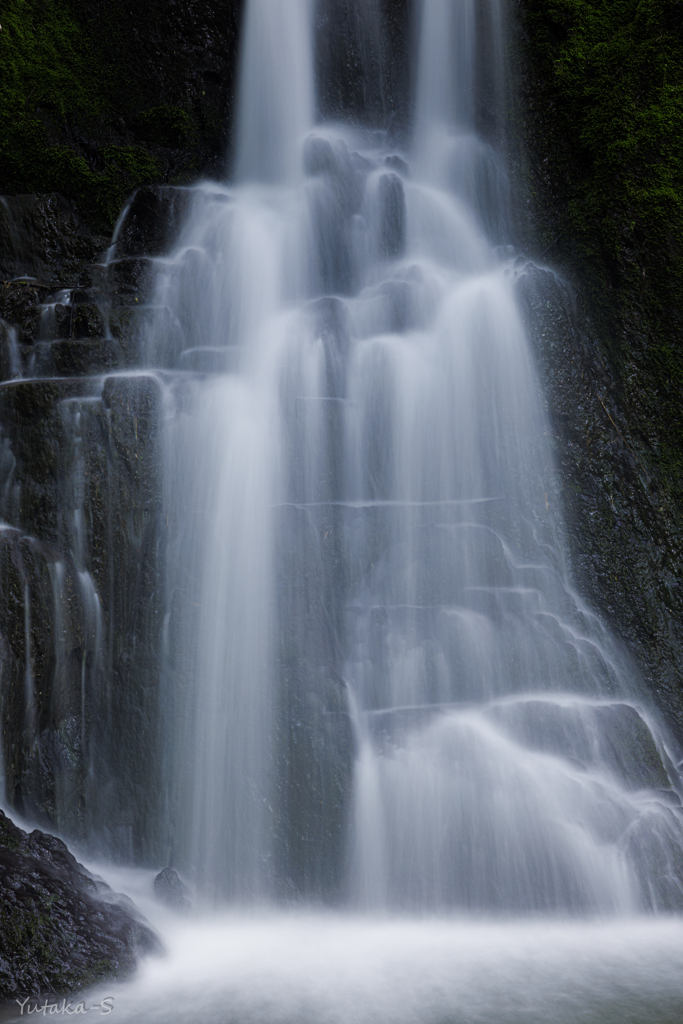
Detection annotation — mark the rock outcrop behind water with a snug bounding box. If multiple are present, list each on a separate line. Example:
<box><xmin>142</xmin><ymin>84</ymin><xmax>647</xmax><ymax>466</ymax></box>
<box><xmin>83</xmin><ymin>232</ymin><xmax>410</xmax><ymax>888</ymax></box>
<box><xmin>0</xmin><ymin>810</ymin><xmax>160</xmax><ymax>1001</ymax></box>
<box><xmin>516</xmin><ymin>263</ymin><xmax>683</xmax><ymax>742</ymax></box>
<box><xmin>0</xmin><ymin>190</ymin><xmax>171</xmax><ymax>863</ymax></box>
<box><xmin>510</xmin><ymin>1</ymin><xmax>683</xmax><ymax>741</ymax></box>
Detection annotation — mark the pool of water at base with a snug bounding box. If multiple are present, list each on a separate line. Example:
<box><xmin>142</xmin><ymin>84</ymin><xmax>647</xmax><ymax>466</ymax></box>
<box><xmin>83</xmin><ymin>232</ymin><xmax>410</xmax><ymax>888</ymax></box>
<box><xmin>4</xmin><ymin>865</ymin><xmax>683</xmax><ymax>1024</ymax></box>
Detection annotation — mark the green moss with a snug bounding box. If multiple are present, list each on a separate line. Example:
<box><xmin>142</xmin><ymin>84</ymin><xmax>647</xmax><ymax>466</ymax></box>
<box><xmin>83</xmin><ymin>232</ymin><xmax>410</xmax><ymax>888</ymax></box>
<box><xmin>519</xmin><ymin>0</ymin><xmax>683</xmax><ymax>496</ymax></box>
<box><xmin>0</xmin><ymin>0</ymin><xmax>232</xmax><ymax>232</ymax></box>
<box><xmin>132</xmin><ymin>107</ymin><xmax>199</xmax><ymax>150</ymax></box>
<box><xmin>1</xmin><ymin>899</ymin><xmax>117</xmax><ymax>989</ymax></box>
<box><xmin>1</xmin><ymin>0</ymin><xmax>100</xmax><ymax>116</ymax></box>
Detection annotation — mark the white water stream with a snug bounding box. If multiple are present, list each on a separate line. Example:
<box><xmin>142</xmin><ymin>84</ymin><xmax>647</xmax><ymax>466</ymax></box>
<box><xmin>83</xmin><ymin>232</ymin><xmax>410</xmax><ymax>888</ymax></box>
<box><xmin>21</xmin><ymin>0</ymin><xmax>682</xmax><ymax>1019</ymax></box>
<box><xmin>147</xmin><ymin>0</ymin><xmax>683</xmax><ymax>912</ymax></box>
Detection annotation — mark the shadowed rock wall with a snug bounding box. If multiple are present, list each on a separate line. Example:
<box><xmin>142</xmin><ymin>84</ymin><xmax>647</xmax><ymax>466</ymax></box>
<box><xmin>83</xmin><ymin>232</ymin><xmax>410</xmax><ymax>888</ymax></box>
<box><xmin>0</xmin><ymin>189</ymin><xmax>183</xmax><ymax>863</ymax></box>
<box><xmin>509</xmin><ymin>0</ymin><xmax>683</xmax><ymax>740</ymax></box>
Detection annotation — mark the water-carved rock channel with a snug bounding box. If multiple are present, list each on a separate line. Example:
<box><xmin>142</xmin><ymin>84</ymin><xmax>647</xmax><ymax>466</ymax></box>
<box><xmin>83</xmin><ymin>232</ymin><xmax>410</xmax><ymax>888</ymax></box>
<box><xmin>1</xmin><ymin>1</ymin><xmax>683</xmax><ymax>1021</ymax></box>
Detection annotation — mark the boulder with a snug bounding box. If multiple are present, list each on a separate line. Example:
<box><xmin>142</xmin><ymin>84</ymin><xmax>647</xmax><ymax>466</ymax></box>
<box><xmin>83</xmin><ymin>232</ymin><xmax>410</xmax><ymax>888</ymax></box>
<box><xmin>0</xmin><ymin>810</ymin><xmax>161</xmax><ymax>1001</ymax></box>
<box><xmin>153</xmin><ymin>868</ymin><xmax>191</xmax><ymax>912</ymax></box>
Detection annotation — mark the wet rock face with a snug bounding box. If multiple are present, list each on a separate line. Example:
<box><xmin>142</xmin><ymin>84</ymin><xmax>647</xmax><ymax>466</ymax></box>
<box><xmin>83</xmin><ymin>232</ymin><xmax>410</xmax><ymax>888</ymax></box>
<box><xmin>315</xmin><ymin>0</ymin><xmax>411</xmax><ymax>134</ymax></box>
<box><xmin>516</xmin><ymin>263</ymin><xmax>683</xmax><ymax>741</ymax></box>
<box><xmin>0</xmin><ymin>810</ymin><xmax>160</xmax><ymax>1001</ymax></box>
<box><xmin>0</xmin><ymin>194</ymin><xmax>110</xmax><ymax>378</ymax></box>
<box><xmin>0</xmin><ymin>187</ymin><xmax>189</xmax><ymax>380</ymax></box>
<box><xmin>0</xmin><ymin>374</ymin><xmax>166</xmax><ymax>858</ymax></box>
<box><xmin>507</xmin><ymin>2</ymin><xmax>683</xmax><ymax>739</ymax></box>
<box><xmin>112</xmin><ymin>187</ymin><xmax>192</xmax><ymax>262</ymax></box>
<box><xmin>0</xmin><ymin>196</ymin><xmax>109</xmax><ymax>287</ymax></box>
<box><xmin>0</xmin><ymin>191</ymin><xmax>170</xmax><ymax>862</ymax></box>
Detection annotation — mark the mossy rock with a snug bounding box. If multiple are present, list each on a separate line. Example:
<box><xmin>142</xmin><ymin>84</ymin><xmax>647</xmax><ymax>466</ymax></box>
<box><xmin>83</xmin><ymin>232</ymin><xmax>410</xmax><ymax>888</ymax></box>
<box><xmin>0</xmin><ymin>810</ymin><xmax>160</xmax><ymax>1000</ymax></box>
<box><xmin>515</xmin><ymin>0</ymin><xmax>683</xmax><ymax>499</ymax></box>
<box><xmin>0</xmin><ymin>0</ymin><xmax>243</xmax><ymax>233</ymax></box>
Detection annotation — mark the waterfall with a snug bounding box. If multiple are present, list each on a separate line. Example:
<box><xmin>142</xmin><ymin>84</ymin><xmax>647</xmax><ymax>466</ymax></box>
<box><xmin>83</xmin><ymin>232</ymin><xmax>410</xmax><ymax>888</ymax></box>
<box><xmin>234</xmin><ymin>0</ymin><xmax>315</xmax><ymax>184</ymax></box>
<box><xmin>144</xmin><ymin>0</ymin><xmax>683</xmax><ymax>914</ymax></box>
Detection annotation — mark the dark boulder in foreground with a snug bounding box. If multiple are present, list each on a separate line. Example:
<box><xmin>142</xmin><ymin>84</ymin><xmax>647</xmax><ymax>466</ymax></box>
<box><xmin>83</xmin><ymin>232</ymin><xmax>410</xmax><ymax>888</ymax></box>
<box><xmin>0</xmin><ymin>810</ymin><xmax>161</xmax><ymax>1001</ymax></box>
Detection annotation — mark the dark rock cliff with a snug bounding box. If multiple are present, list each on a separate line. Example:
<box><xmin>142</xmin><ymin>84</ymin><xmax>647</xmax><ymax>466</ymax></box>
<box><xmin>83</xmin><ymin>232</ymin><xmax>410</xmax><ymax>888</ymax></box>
<box><xmin>511</xmin><ymin>0</ymin><xmax>683</xmax><ymax>739</ymax></box>
<box><xmin>0</xmin><ymin>188</ymin><xmax>179</xmax><ymax>862</ymax></box>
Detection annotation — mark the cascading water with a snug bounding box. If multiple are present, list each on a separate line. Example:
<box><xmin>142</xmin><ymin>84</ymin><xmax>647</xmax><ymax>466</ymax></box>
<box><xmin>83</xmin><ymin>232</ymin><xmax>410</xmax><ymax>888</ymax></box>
<box><xmin>72</xmin><ymin>0</ymin><xmax>683</xmax><ymax>1018</ymax></box>
<box><xmin>146</xmin><ymin>0</ymin><xmax>683</xmax><ymax>914</ymax></box>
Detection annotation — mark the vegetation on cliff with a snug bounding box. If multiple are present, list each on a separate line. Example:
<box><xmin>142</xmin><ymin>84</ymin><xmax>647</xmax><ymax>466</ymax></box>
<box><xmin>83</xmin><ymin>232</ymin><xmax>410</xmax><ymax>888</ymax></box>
<box><xmin>0</xmin><ymin>0</ymin><xmax>241</xmax><ymax>232</ymax></box>
<box><xmin>517</xmin><ymin>0</ymin><xmax>683</xmax><ymax>495</ymax></box>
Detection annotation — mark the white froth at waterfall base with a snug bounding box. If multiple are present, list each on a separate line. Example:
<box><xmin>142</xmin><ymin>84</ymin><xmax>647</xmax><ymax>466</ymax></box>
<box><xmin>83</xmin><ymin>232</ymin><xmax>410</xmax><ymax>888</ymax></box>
<box><xmin>79</xmin><ymin>912</ymin><xmax>683</xmax><ymax>1024</ymax></box>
